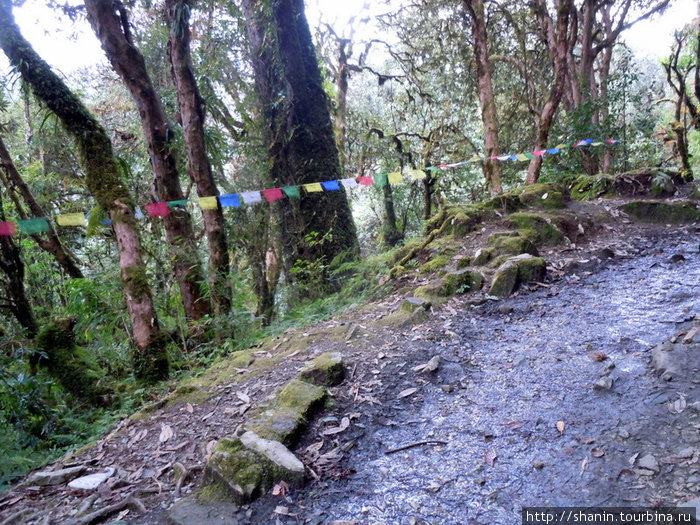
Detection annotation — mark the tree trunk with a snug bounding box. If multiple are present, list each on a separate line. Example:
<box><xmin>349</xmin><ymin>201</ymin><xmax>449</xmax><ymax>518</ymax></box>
<box><xmin>526</xmin><ymin>0</ymin><xmax>572</xmax><ymax>184</ymax></box>
<box><xmin>241</xmin><ymin>0</ymin><xmax>359</xmax><ymax>295</ymax></box>
<box><xmin>0</xmin><ymin>0</ymin><xmax>168</xmax><ymax>381</ymax></box>
<box><xmin>165</xmin><ymin>0</ymin><xmax>232</xmax><ymax>315</ymax></box>
<box><xmin>381</xmin><ymin>182</ymin><xmax>402</xmax><ymax>248</ymax></box>
<box><xmin>83</xmin><ymin>0</ymin><xmax>211</xmax><ymax>322</ymax></box>
<box><xmin>0</xmin><ymin>135</ymin><xmax>84</xmax><ymax>278</ymax></box>
<box><xmin>463</xmin><ymin>0</ymin><xmax>502</xmax><ymax>194</ymax></box>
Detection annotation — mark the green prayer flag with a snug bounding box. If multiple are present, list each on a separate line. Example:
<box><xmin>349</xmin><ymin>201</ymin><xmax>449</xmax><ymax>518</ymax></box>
<box><xmin>282</xmin><ymin>186</ymin><xmax>300</xmax><ymax>198</ymax></box>
<box><xmin>374</xmin><ymin>173</ymin><xmax>388</xmax><ymax>187</ymax></box>
<box><xmin>524</xmin><ymin>153</ymin><xmax>536</xmax><ymax>160</ymax></box>
<box><xmin>168</xmin><ymin>199</ymin><xmax>189</xmax><ymax>209</ymax></box>
<box><xmin>18</xmin><ymin>217</ymin><xmax>50</xmax><ymax>234</ymax></box>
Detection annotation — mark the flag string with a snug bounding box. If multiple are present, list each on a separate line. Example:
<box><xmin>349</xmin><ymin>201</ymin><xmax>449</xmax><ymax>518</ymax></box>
<box><xmin>0</xmin><ymin>138</ymin><xmax>618</xmax><ymax>235</ymax></box>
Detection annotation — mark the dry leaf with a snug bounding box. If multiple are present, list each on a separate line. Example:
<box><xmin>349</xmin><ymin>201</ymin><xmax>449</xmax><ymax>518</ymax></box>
<box><xmin>579</xmin><ymin>437</ymin><xmax>596</xmax><ymax>444</ymax></box>
<box><xmin>398</xmin><ymin>387</ymin><xmax>418</xmax><ymax>399</ymax></box>
<box><xmin>484</xmin><ymin>448</ymin><xmax>498</xmax><ymax>467</ymax></box>
<box><xmin>159</xmin><ymin>424</ymin><xmax>174</xmax><ymax>443</ymax></box>
<box><xmin>556</xmin><ymin>421</ymin><xmax>565</xmax><ymax>435</ymax></box>
<box><xmin>236</xmin><ymin>392</ymin><xmax>251</xmax><ymax>404</ymax></box>
<box><xmin>322</xmin><ymin>417</ymin><xmax>350</xmax><ymax>436</ymax></box>
<box><xmin>580</xmin><ymin>456</ymin><xmax>589</xmax><ymax>475</ymax></box>
<box><xmin>272</xmin><ymin>481</ymin><xmax>289</xmax><ymax>497</ymax></box>
<box><xmin>127</xmin><ymin>429</ymin><xmax>148</xmax><ymax>448</ymax></box>
<box><xmin>274</xmin><ymin>505</ymin><xmax>291</xmax><ymax>515</ymax></box>
<box><xmin>668</xmin><ymin>396</ymin><xmax>687</xmax><ymax>414</ymax></box>
<box><xmin>185</xmin><ymin>403</ymin><xmax>194</xmax><ymax>414</ymax></box>
<box><xmin>205</xmin><ymin>440</ymin><xmax>218</xmax><ymax>460</ymax></box>
<box><xmin>591</xmin><ymin>448</ymin><xmax>605</xmax><ymax>458</ymax></box>
<box><xmin>305</xmin><ymin>440</ymin><xmax>324</xmax><ymax>455</ymax></box>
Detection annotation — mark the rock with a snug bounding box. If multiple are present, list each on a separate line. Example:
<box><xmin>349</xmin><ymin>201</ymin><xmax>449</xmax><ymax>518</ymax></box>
<box><xmin>437</xmin><ymin>362</ymin><xmax>466</xmax><ymax>384</ymax></box>
<box><xmin>489</xmin><ymin>254</ymin><xmax>547</xmax><ymax>297</ymax></box>
<box><xmin>239</xmin><ymin>431</ymin><xmax>305</xmax><ymax>475</ymax></box>
<box><xmin>400</xmin><ymin>297</ymin><xmax>431</xmax><ymax>313</ymax></box>
<box><xmin>441</xmin><ymin>269</ymin><xmax>485</xmax><ymax>296</ymax></box>
<box><xmin>168</xmin><ymin>497</ymin><xmax>239</xmax><ymax>525</ymax></box>
<box><xmin>513</xmin><ymin>355</ymin><xmax>528</xmax><ymax>368</ymax></box>
<box><xmin>488</xmin><ymin>234</ymin><xmax>539</xmax><ymax>257</ymax></box>
<box><xmin>67</xmin><ymin>467</ymin><xmax>115</xmax><ymax>490</ymax></box>
<box><xmin>498</xmin><ymin>305</ymin><xmax>514</xmax><ymax>314</ymax></box>
<box><xmin>533</xmin><ymin>460</ymin><xmax>545</xmax><ymax>470</ymax></box>
<box><xmin>622</xmin><ymin>200</ymin><xmax>700</xmax><ymax>224</ymax></box>
<box><xmin>299</xmin><ymin>352</ymin><xmax>346</xmax><ymax>387</ymax></box>
<box><xmin>668</xmin><ymin>253</ymin><xmax>686</xmax><ymax>264</ymax></box>
<box><xmin>637</xmin><ymin>454</ymin><xmax>659</xmax><ymax>472</ymax></box>
<box><xmin>651</xmin><ymin>342</ymin><xmax>682</xmax><ymax>380</ymax></box>
<box><xmin>25</xmin><ymin>465</ymin><xmax>86</xmax><ymax>487</ymax></box>
<box><xmin>595</xmin><ymin>247</ymin><xmax>615</xmax><ymax>259</ymax></box>
<box><xmin>676</xmin><ymin>447</ymin><xmax>695</xmax><ymax>459</ymax></box>
<box><xmin>593</xmin><ymin>377</ymin><xmax>613</xmax><ymax>390</ymax></box>
<box><xmin>681</xmin><ymin>496</ymin><xmax>700</xmax><ymax>521</ymax></box>
<box><xmin>682</xmin><ymin>326</ymin><xmax>698</xmax><ymax>344</ymax></box>
<box><xmin>506</xmin><ymin>213</ymin><xmax>565</xmax><ymax>245</ymax></box>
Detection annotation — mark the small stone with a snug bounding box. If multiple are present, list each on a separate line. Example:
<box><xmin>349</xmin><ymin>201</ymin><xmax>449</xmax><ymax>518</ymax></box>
<box><xmin>498</xmin><ymin>305</ymin><xmax>514</xmax><ymax>314</ymax></box>
<box><xmin>637</xmin><ymin>454</ymin><xmax>659</xmax><ymax>472</ymax></box>
<box><xmin>533</xmin><ymin>461</ymin><xmax>544</xmax><ymax>470</ymax></box>
<box><xmin>677</xmin><ymin>447</ymin><xmax>695</xmax><ymax>459</ymax></box>
<box><xmin>68</xmin><ymin>468</ymin><xmax>115</xmax><ymax>490</ymax></box>
<box><xmin>441</xmin><ymin>385</ymin><xmax>454</xmax><ymax>393</ymax></box>
<box><xmin>618</xmin><ymin>429</ymin><xmax>630</xmax><ymax>439</ymax></box>
<box><xmin>593</xmin><ymin>377</ymin><xmax>613</xmax><ymax>390</ymax></box>
<box><xmin>25</xmin><ymin>465</ymin><xmax>86</xmax><ymax>487</ymax></box>
<box><xmin>513</xmin><ymin>355</ymin><xmax>528</xmax><ymax>368</ymax></box>
<box><xmin>668</xmin><ymin>253</ymin><xmax>686</xmax><ymax>264</ymax></box>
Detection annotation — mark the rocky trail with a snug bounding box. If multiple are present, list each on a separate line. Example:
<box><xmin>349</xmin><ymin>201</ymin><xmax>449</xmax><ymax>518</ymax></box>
<box><xmin>0</xmin><ymin>186</ymin><xmax>698</xmax><ymax>525</ymax></box>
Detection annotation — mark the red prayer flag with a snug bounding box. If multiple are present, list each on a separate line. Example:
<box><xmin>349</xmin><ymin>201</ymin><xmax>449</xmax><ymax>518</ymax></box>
<box><xmin>262</xmin><ymin>188</ymin><xmax>284</xmax><ymax>202</ymax></box>
<box><xmin>357</xmin><ymin>176</ymin><xmax>374</xmax><ymax>186</ymax></box>
<box><xmin>0</xmin><ymin>221</ymin><xmax>16</xmax><ymax>236</ymax></box>
<box><xmin>533</xmin><ymin>150</ymin><xmax>546</xmax><ymax>157</ymax></box>
<box><xmin>145</xmin><ymin>202</ymin><xmax>171</xmax><ymax>217</ymax></box>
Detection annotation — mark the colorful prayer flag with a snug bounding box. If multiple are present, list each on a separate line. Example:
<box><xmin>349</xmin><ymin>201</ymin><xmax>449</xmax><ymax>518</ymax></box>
<box><xmin>18</xmin><ymin>217</ymin><xmax>49</xmax><ymax>234</ymax></box>
<box><xmin>340</xmin><ymin>178</ymin><xmax>358</xmax><ymax>189</ymax></box>
<box><xmin>282</xmin><ymin>186</ymin><xmax>300</xmax><ymax>198</ymax></box>
<box><xmin>555</xmin><ymin>143</ymin><xmax>569</xmax><ymax>149</ymax></box>
<box><xmin>321</xmin><ymin>180</ymin><xmax>341</xmax><ymax>191</ymax></box>
<box><xmin>134</xmin><ymin>206</ymin><xmax>145</xmax><ymax>219</ymax></box>
<box><xmin>357</xmin><ymin>176</ymin><xmax>374</xmax><ymax>186</ymax></box>
<box><xmin>57</xmin><ymin>212</ymin><xmax>87</xmax><ymax>226</ymax></box>
<box><xmin>533</xmin><ymin>150</ymin><xmax>546</xmax><ymax>157</ymax></box>
<box><xmin>219</xmin><ymin>194</ymin><xmax>241</xmax><ymax>207</ymax></box>
<box><xmin>516</xmin><ymin>154</ymin><xmax>529</xmax><ymax>161</ymax></box>
<box><xmin>424</xmin><ymin>167</ymin><xmax>440</xmax><ymax>172</ymax></box>
<box><xmin>374</xmin><ymin>173</ymin><xmax>388</xmax><ymax>187</ymax></box>
<box><xmin>468</xmin><ymin>156</ymin><xmax>482</xmax><ymax>162</ymax></box>
<box><xmin>303</xmin><ymin>183</ymin><xmax>323</xmax><ymax>193</ymax></box>
<box><xmin>145</xmin><ymin>202</ymin><xmax>170</xmax><ymax>217</ymax></box>
<box><xmin>590</xmin><ymin>142</ymin><xmax>603</xmax><ymax>146</ymax></box>
<box><xmin>524</xmin><ymin>153</ymin><xmax>535</xmax><ymax>160</ymax></box>
<box><xmin>0</xmin><ymin>221</ymin><xmax>16</xmax><ymax>236</ymax></box>
<box><xmin>262</xmin><ymin>188</ymin><xmax>284</xmax><ymax>202</ymax></box>
<box><xmin>408</xmin><ymin>169</ymin><xmax>426</xmax><ymax>180</ymax></box>
<box><xmin>497</xmin><ymin>155</ymin><xmax>511</xmax><ymax>161</ymax></box>
<box><xmin>199</xmin><ymin>196</ymin><xmax>218</xmax><ymax>210</ymax></box>
<box><xmin>241</xmin><ymin>191</ymin><xmax>262</xmax><ymax>204</ymax></box>
<box><xmin>547</xmin><ymin>148</ymin><xmax>560</xmax><ymax>154</ymax></box>
<box><xmin>387</xmin><ymin>172</ymin><xmax>403</xmax><ymax>184</ymax></box>
<box><xmin>168</xmin><ymin>199</ymin><xmax>189</xmax><ymax>210</ymax></box>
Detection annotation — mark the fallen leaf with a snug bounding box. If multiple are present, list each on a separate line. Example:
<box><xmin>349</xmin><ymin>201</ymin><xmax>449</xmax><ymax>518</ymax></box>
<box><xmin>398</xmin><ymin>387</ymin><xmax>418</xmax><ymax>399</ymax></box>
<box><xmin>127</xmin><ymin>429</ymin><xmax>148</xmax><ymax>448</ymax></box>
<box><xmin>580</xmin><ymin>456</ymin><xmax>589</xmax><ymax>475</ymax></box>
<box><xmin>579</xmin><ymin>437</ymin><xmax>596</xmax><ymax>444</ymax></box>
<box><xmin>503</xmin><ymin>421</ymin><xmax>524</xmax><ymax>430</ymax></box>
<box><xmin>274</xmin><ymin>505</ymin><xmax>291</xmax><ymax>515</ymax></box>
<box><xmin>236</xmin><ymin>392</ymin><xmax>251</xmax><ymax>404</ymax></box>
<box><xmin>668</xmin><ymin>396</ymin><xmax>687</xmax><ymax>414</ymax></box>
<box><xmin>159</xmin><ymin>424</ymin><xmax>173</xmax><ymax>443</ymax></box>
<box><xmin>484</xmin><ymin>448</ymin><xmax>498</xmax><ymax>466</ymax></box>
<box><xmin>590</xmin><ymin>351</ymin><xmax>608</xmax><ymax>362</ymax></box>
<box><xmin>205</xmin><ymin>440</ymin><xmax>218</xmax><ymax>459</ymax></box>
<box><xmin>556</xmin><ymin>421</ymin><xmax>565</xmax><ymax>435</ymax></box>
<box><xmin>322</xmin><ymin>417</ymin><xmax>350</xmax><ymax>436</ymax></box>
<box><xmin>185</xmin><ymin>403</ymin><xmax>193</xmax><ymax>414</ymax></box>
<box><xmin>201</xmin><ymin>411</ymin><xmax>215</xmax><ymax>421</ymax></box>
<box><xmin>305</xmin><ymin>440</ymin><xmax>324</xmax><ymax>455</ymax></box>
<box><xmin>348</xmin><ymin>412</ymin><xmax>362</xmax><ymax>420</ymax></box>
<box><xmin>271</xmin><ymin>481</ymin><xmax>289</xmax><ymax>497</ymax></box>
<box><xmin>591</xmin><ymin>447</ymin><xmax>605</xmax><ymax>458</ymax></box>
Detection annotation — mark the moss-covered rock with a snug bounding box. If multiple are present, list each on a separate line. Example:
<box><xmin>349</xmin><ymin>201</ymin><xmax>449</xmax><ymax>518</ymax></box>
<box><xmin>473</xmin><ymin>247</ymin><xmax>495</xmax><ymax>266</ymax></box>
<box><xmin>35</xmin><ymin>319</ymin><xmax>113</xmax><ymax>406</ymax></box>
<box><xmin>230</xmin><ymin>351</ymin><xmax>255</xmax><ymax>368</ymax></box>
<box><xmin>299</xmin><ymin>352</ymin><xmax>346</xmax><ymax>387</ymax></box>
<box><xmin>488</xmin><ymin>233</ymin><xmax>539</xmax><ymax>256</ymax></box>
<box><xmin>570</xmin><ymin>174</ymin><xmax>616</xmax><ymax>201</ymax></box>
<box><xmin>441</xmin><ymin>269</ymin><xmax>484</xmax><ymax>295</ymax></box>
<box><xmin>507</xmin><ymin>213</ymin><xmax>564</xmax><ymax>245</ymax></box>
<box><xmin>419</xmin><ymin>254</ymin><xmax>451</xmax><ymax>274</ymax></box>
<box><xmin>400</xmin><ymin>297</ymin><xmax>431</xmax><ymax>313</ymax></box>
<box><xmin>621</xmin><ymin>201</ymin><xmax>700</xmax><ymax>223</ymax></box>
<box><xmin>456</xmin><ymin>255</ymin><xmax>472</xmax><ymax>269</ymax></box>
<box><xmin>516</xmin><ymin>183</ymin><xmax>566</xmax><ymax>209</ymax></box>
<box><xmin>489</xmin><ymin>254</ymin><xmax>546</xmax><ymax>297</ymax></box>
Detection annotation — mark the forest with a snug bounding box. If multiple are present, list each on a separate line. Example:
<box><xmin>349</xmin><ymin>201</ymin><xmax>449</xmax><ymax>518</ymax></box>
<box><xmin>0</xmin><ymin>0</ymin><xmax>698</xmax><ymax>511</ymax></box>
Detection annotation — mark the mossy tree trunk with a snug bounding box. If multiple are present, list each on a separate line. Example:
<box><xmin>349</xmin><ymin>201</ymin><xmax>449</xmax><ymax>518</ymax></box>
<box><xmin>165</xmin><ymin>0</ymin><xmax>232</xmax><ymax>315</ymax></box>
<box><xmin>0</xmin><ymin>0</ymin><xmax>168</xmax><ymax>381</ymax></box>
<box><xmin>84</xmin><ymin>0</ymin><xmax>211</xmax><ymax>322</ymax></box>
<box><xmin>241</xmin><ymin>0</ymin><xmax>359</xmax><ymax>295</ymax></box>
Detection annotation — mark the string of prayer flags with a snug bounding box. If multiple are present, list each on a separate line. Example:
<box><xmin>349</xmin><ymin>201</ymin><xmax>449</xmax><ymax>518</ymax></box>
<box><xmin>145</xmin><ymin>202</ymin><xmax>170</xmax><ymax>217</ymax></box>
<box><xmin>374</xmin><ymin>173</ymin><xmax>388</xmax><ymax>187</ymax></box>
<box><xmin>408</xmin><ymin>169</ymin><xmax>426</xmax><ymax>180</ymax></box>
<box><xmin>357</xmin><ymin>176</ymin><xmax>374</xmax><ymax>186</ymax></box>
<box><xmin>387</xmin><ymin>172</ymin><xmax>403</xmax><ymax>185</ymax></box>
<box><xmin>219</xmin><ymin>194</ymin><xmax>241</xmax><ymax>207</ymax></box>
<box><xmin>18</xmin><ymin>218</ymin><xmax>49</xmax><ymax>234</ymax></box>
<box><xmin>340</xmin><ymin>178</ymin><xmax>358</xmax><ymax>189</ymax></box>
<box><xmin>321</xmin><ymin>180</ymin><xmax>340</xmax><ymax>191</ymax></box>
<box><xmin>262</xmin><ymin>188</ymin><xmax>284</xmax><ymax>202</ymax></box>
<box><xmin>241</xmin><ymin>191</ymin><xmax>262</xmax><ymax>205</ymax></box>
<box><xmin>199</xmin><ymin>196</ymin><xmax>218</xmax><ymax>210</ymax></box>
<box><xmin>0</xmin><ymin>221</ymin><xmax>16</xmax><ymax>236</ymax></box>
<box><xmin>282</xmin><ymin>186</ymin><xmax>300</xmax><ymax>198</ymax></box>
<box><xmin>303</xmin><ymin>183</ymin><xmax>323</xmax><ymax>193</ymax></box>
<box><xmin>57</xmin><ymin>212</ymin><xmax>87</xmax><ymax>226</ymax></box>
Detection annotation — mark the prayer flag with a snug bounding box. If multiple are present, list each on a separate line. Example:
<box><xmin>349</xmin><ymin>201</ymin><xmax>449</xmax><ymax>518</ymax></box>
<box><xmin>581</xmin><ymin>139</ymin><xmax>594</xmax><ymax>145</ymax></box>
<box><xmin>468</xmin><ymin>156</ymin><xmax>482</xmax><ymax>162</ymax></box>
<box><xmin>547</xmin><ymin>148</ymin><xmax>560</xmax><ymax>154</ymax></box>
<box><xmin>340</xmin><ymin>178</ymin><xmax>358</xmax><ymax>189</ymax></box>
<box><xmin>606</xmin><ymin>138</ymin><xmax>618</xmax><ymax>144</ymax></box>
<box><xmin>18</xmin><ymin>217</ymin><xmax>49</xmax><ymax>234</ymax></box>
<box><xmin>555</xmin><ymin>143</ymin><xmax>569</xmax><ymax>149</ymax></box>
<box><xmin>168</xmin><ymin>199</ymin><xmax>189</xmax><ymax>210</ymax></box>
<box><xmin>533</xmin><ymin>150</ymin><xmax>546</xmax><ymax>157</ymax></box>
<box><xmin>241</xmin><ymin>191</ymin><xmax>262</xmax><ymax>204</ymax></box>
<box><xmin>303</xmin><ymin>183</ymin><xmax>323</xmax><ymax>193</ymax></box>
<box><xmin>508</xmin><ymin>155</ymin><xmax>518</xmax><ymax>161</ymax></box>
<box><xmin>219</xmin><ymin>194</ymin><xmax>241</xmax><ymax>207</ymax></box>
<box><xmin>57</xmin><ymin>212</ymin><xmax>87</xmax><ymax>226</ymax></box>
<box><xmin>408</xmin><ymin>169</ymin><xmax>426</xmax><ymax>180</ymax></box>
<box><xmin>524</xmin><ymin>153</ymin><xmax>535</xmax><ymax>160</ymax></box>
<box><xmin>134</xmin><ymin>206</ymin><xmax>145</xmax><ymax>219</ymax></box>
<box><xmin>199</xmin><ymin>196</ymin><xmax>218</xmax><ymax>210</ymax></box>
<box><xmin>590</xmin><ymin>142</ymin><xmax>603</xmax><ymax>146</ymax></box>
<box><xmin>282</xmin><ymin>186</ymin><xmax>300</xmax><ymax>198</ymax></box>
<box><xmin>516</xmin><ymin>154</ymin><xmax>529</xmax><ymax>161</ymax></box>
<box><xmin>387</xmin><ymin>172</ymin><xmax>403</xmax><ymax>184</ymax></box>
<box><xmin>424</xmin><ymin>167</ymin><xmax>440</xmax><ymax>172</ymax></box>
<box><xmin>374</xmin><ymin>173</ymin><xmax>388</xmax><ymax>187</ymax></box>
<box><xmin>145</xmin><ymin>202</ymin><xmax>170</xmax><ymax>217</ymax></box>
<box><xmin>357</xmin><ymin>176</ymin><xmax>374</xmax><ymax>186</ymax></box>
<box><xmin>262</xmin><ymin>188</ymin><xmax>284</xmax><ymax>202</ymax></box>
<box><xmin>321</xmin><ymin>180</ymin><xmax>341</xmax><ymax>191</ymax></box>
<box><xmin>497</xmin><ymin>155</ymin><xmax>511</xmax><ymax>161</ymax></box>
<box><xmin>0</xmin><ymin>221</ymin><xmax>16</xmax><ymax>236</ymax></box>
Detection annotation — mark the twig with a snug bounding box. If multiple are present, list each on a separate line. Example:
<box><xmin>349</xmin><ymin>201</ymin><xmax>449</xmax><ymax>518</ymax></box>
<box><xmin>70</xmin><ymin>492</ymin><xmax>145</xmax><ymax>524</ymax></box>
<box><xmin>384</xmin><ymin>440</ymin><xmax>447</xmax><ymax>455</ymax></box>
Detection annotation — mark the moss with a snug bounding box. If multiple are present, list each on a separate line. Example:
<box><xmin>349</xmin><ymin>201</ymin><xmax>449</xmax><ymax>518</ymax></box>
<box><xmin>451</xmin><ymin>212</ymin><xmax>478</xmax><ymax>237</ymax></box>
<box><xmin>489</xmin><ymin>254</ymin><xmax>546</xmax><ymax>297</ymax></box>
<box><xmin>482</xmin><ymin>193</ymin><xmax>522</xmax><ymax>212</ymax></box>
<box><xmin>456</xmin><ymin>256</ymin><xmax>472</xmax><ymax>269</ymax></box>
<box><xmin>507</xmin><ymin>213</ymin><xmax>564</xmax><ymax>245</ymax></box>
<box><xmin>570</xmin><ymin>174</ymin><xmax>616</xmax><ymax>201</ymax></box>
<box><xmin>299</xmin><ymin>352</ymin><xmax>345</xmax><ymax>387</ymax></box>
<box><xmin>489</xmin><ymin>235</ymin><xmax>539</xmax><ymax>257</ymax></box>
<box><xmin>389</xmin><ymin>265</ymin><xmax>406</xmax><ymax>278</ymax></box>
<box><xmin>420</xmin><ymin>254</ymin><xmax>451</xmax><ymax>274</ymax></box>
<box><xmin>393</xmin><ymin>239</ymin><xmax>423</xmax><ymax>263</ymax></box>
<box><xmin>473</xmin><ymin>247</ymin><xmax>495</xmax><ymax>266</ymax></box>
<box><xmin>516</xmin><ymin>183</ymin><xmax>565</xmax><ymax>209</ymax></box>
<box><xmin>132</xmin><ymin>333</ymin><xmax>169</xmax><ymax>383</ymax></box>
<box><xmin>441</xmin><ymin>270</ymin><xmax>484</xmax><ymax>295</ymax></box>
<box><xmin>230</xmin><ymin>351</ymin><xmax>255</xmax><ymax>368</ymax></box>
<box><xmin>423</xmin><ymin>208</ymin><xmax>450</xmax><ymax>235</ymax></box>
<box><xmin>622</xmin><ymin>201</ymin><xmax>700</xmax><ymax>223</ymax></box>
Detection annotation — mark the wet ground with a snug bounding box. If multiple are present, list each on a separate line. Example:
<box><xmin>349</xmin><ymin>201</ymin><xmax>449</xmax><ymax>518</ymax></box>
<box><xmin>248</xmin><ymin>229</ymin><xmax>699</xmax><ymax>524</ymax></box>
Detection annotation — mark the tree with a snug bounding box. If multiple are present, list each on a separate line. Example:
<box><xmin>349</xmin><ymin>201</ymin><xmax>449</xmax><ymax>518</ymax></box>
<box><xmin>240</xmin><ymin>0</ymin><xmax>359</xmax><ymax>295</ymax></box>
<box><xmin>83</xmin><ymin>0</ymin><xmax>212</xmax><ymax>322</ymax></box>
<box><xmin>0</xmin><ymin>0</ymin><xmax>168</xmax><ymax>381</ymax></box>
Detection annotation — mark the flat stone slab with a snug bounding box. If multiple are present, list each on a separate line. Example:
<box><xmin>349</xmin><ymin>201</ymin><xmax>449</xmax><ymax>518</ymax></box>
<box><xmin>25</xmin><ymin>465</ymin><xmax>86</xmax><ymax>487</ymax></box>
<box><xmin>168</xmin><ymin>496</ymin><xmax>241</xmax><ymax>525</ymax></box>
<box><xmin>240</xmin><ymin>431</ymin><xmax>304</xmax><ymax>474</ymax></box>
<box><xmin>299</xmin><ymin>352</ymin><xmax>346</xmax><ymax>387</ymax></box>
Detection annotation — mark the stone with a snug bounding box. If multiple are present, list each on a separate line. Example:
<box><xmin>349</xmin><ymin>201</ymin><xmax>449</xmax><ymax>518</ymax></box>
<box><xmin>441</xmin><ymin>269</ymin><xmax>484</xmax><ymax>295</ymax></box>
<box><xmin>488</xmin><ymin>234</ymin><xmax>539</xmax><ymax>257</ymax></box>
<box><xmin>169</xmin><ymin>497</ymin><xmax>240</xmax><ymax>525</ymax></box>
<box><xmin>239</xmin><ymin>431</ymin><xmax>305</xmax><ymax>474</ymax></box>
<box><xmin>400</xmin><ymin>297</ymin><xmax>431</xmax><ymax>313</ymax></box>
<box><xmin>25</xmin><ymin>465</ymin><xmax>86</xmax><ymax>487</ymax></box>
<box><xmin>299</xmin><ymin>352</ymin><xmax>346</xmax><ymax>387</ymax></box>
<box><xmin>593</xmin><ymin>377</ymin><xmax>613</xmax><ymax>390</ymax></box>
<box><xmin>651</xmin><ymin>342</ymin><xmax>682</xmax><ymax>379</ymax></box>
<box><xmin>513</xmin><ymin>355</ymin><xmax>528</xmax><ymax>368</ymax></box>
<box><xmin>67</xmin><ymin>467</ymin><xmax>115</xmax><ymax>490</ymax></box>
<box><xmin>498</xmin><ymin>305</ymin><xmax>514</xmax><ymax>314</ymax></box>
<box><xmin>622</xmin><ymin>200</ymin><xmax>700</xmax><ymax>224</ymax></box>
<box><xmin>489</xmin><ymin>254</ymin><xmax>546</xmax><ymax>297</ymax></box>
<box><xmin>637</xmin><ymin>454</ymin><xmax>659</xmax><ymax>472</ymax></box>
<box><xmin>595</xmin><ymin>247</ymin><xmax>615</xmax><ymax>259</ymax></box>
<box><xmin>506</xmin><ymin>213</ymin><xmax>564</xmax><ymax>245</ymax></box>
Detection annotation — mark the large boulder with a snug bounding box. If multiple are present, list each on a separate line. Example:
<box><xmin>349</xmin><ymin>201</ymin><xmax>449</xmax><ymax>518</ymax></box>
<box><xmin>489</xmin><ymin>254</ymin><xmax>546</xmax><ymax>297</ymax></box>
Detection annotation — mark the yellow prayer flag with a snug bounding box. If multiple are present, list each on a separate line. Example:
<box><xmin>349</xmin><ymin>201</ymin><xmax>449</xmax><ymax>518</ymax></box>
<box><xmin>516</xmin><ymin>154</ymin><xmax>529</xmax><ymax>161</ymax></box>
<box><xmin>555</xmin><ymin>143</ymin><xmax>569</xmax><ymax>149</ymax></box>
<box><xmin>469</xmin><ymin>156</ymin><xmax>482</xmax><ymax>162</ymax></box>
<box><xmin>408</xmin><ymin>169</ymin><xmax>427</xmax><ymax>180</ymax></box>
<box><xmin>303</xmin><ymin>183</ymin><xmax>323</xmax><ymax>193</ymax></box>
<box><xmin>387</xmin><ymin>172</ymin><xmax>403</xmax><ymax>185</ymax></box>
<box><xmin>199</xmin><ymin>196</ymin><xmax>219</xmax><ymax>210</ymax></box>
<box><xmin>590</xmin><ymin>142</ymin><xmax>603</xmax><ymax>146</ymax></box>
<box><xmin>56</xmin><ymin>213</ymin><xmax>86</xmax><ymax>227</ymax></box>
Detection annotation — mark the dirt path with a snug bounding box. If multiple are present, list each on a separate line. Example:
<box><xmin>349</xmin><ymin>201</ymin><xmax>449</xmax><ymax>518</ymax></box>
<box><xmin>246</xmin><ymin>228</ymin><xmax>699</xmax><ymax>524</ymax></box>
